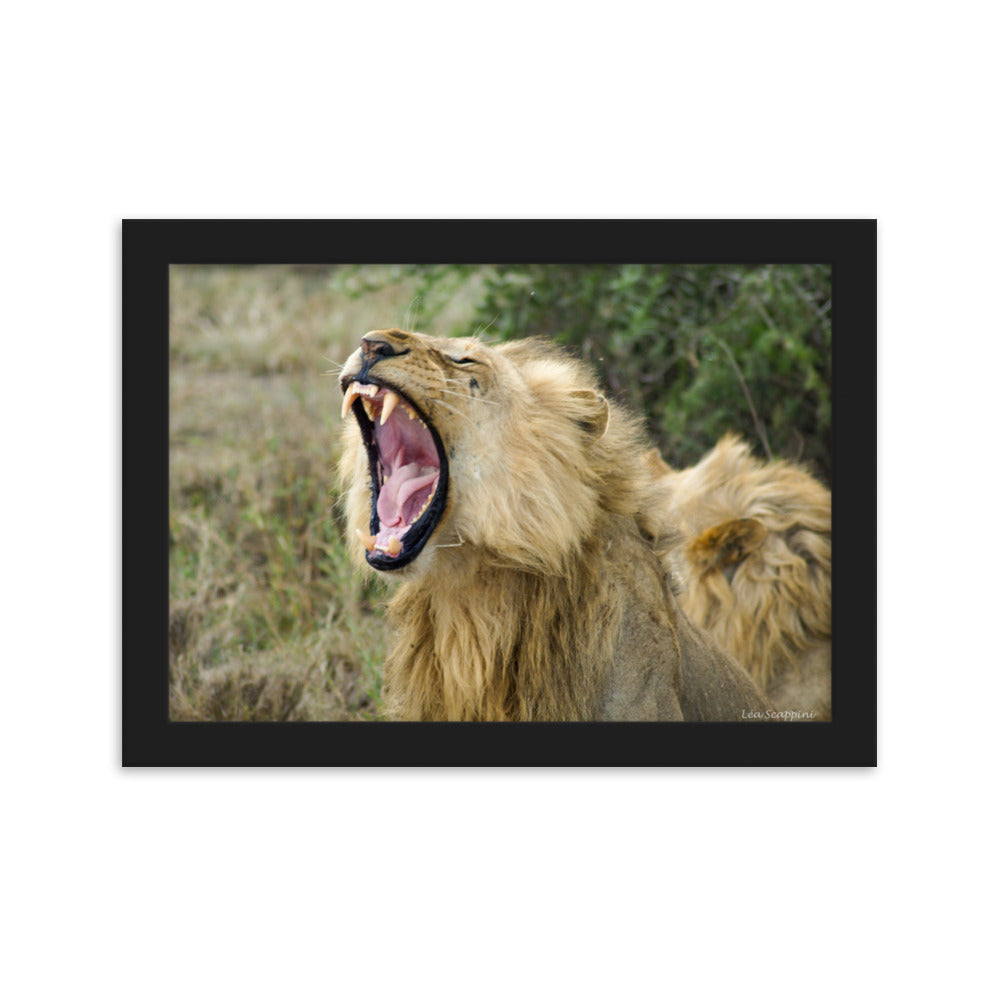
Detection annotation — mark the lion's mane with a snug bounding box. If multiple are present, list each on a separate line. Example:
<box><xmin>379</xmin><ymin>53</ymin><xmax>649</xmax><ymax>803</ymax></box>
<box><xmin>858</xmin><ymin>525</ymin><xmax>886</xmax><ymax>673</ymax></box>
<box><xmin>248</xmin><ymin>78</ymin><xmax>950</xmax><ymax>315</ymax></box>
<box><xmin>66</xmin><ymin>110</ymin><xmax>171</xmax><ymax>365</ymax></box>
<box><xmin>651</xmin><ymin>436</ymin><xmax>832</xmax><ymax>719</ymax></box>
<box><xmin>338</xmin><ymin>330</ymin><xmax>771</xmax><ymax>722</ymax></box>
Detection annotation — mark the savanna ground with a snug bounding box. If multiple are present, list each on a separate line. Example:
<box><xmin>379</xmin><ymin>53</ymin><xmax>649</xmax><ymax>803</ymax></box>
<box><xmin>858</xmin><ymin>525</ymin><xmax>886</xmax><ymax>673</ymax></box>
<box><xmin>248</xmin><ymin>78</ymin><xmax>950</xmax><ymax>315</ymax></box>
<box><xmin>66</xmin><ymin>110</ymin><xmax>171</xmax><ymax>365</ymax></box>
<box><xmin>169</xmin><ymin>265</ymin><xmax>489</xmax><ymax>720</ymax></box>
<box><xmin>169</xmin><ymin>264</ymin><xmax>830</xmax><ymax>721</ymax></box>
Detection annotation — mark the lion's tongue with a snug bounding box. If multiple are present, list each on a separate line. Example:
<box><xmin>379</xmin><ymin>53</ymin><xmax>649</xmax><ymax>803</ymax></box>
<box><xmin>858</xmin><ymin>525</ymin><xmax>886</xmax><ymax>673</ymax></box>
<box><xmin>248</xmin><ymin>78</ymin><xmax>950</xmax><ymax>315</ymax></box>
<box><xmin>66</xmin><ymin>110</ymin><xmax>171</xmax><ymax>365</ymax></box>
<box><xmin>372</xmin><ymin>413</ymin><xmax>440</xmax><ymax>557</ymax></box>
<box><xmin>377</xmin><ymin>462</ymin><xmax>437</xmax><ymax>529</ymax></box>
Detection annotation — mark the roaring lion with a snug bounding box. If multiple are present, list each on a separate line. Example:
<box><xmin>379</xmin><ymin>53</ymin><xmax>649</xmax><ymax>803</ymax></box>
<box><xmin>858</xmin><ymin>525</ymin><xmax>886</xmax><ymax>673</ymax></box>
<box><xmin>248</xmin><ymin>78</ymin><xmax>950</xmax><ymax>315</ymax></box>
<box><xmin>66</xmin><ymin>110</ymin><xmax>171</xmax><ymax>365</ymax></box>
<box><xmin>337</xmin><ymin>329</ymin><xmax>772</xmax><ymax>722</ymax></box>
<box><xmin>649</xmin><ymin>436</ymin><xmax>831</xmax><ymax>720</ymax></box>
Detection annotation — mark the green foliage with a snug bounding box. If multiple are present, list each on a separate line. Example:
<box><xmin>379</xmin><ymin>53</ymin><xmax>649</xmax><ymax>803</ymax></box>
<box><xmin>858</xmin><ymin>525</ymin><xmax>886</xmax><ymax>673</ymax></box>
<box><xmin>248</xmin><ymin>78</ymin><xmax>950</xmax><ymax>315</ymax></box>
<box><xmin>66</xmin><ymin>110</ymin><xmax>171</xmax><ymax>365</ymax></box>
<box><xmin>471</xmin><ymin>264</ymin><xmax>832</xmax><ymax>483</ymax></box>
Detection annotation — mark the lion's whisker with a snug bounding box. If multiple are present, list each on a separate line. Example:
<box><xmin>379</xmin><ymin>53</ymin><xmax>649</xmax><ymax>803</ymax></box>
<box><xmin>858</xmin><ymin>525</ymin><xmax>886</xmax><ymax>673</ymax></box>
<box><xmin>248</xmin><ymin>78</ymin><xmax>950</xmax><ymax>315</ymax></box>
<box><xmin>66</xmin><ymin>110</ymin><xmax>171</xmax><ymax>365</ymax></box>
<box><xmin>472</xmin><ymin>315</ymin><xmax>499</xmax><ymax>339</ymax></box>
<box><xmin>403</xmin><ymin>296</ymin><xmax>421</xmax><ymax>331</ymax></box>
<box><xmin>436</xmin><ymin>386</ymin><xmax>501</xmax><ymax>407</ymax></box>
<box><xmin>427</xmin><ymin>399</ymin><xmax>477</xmax><ymax>425</ymax></box>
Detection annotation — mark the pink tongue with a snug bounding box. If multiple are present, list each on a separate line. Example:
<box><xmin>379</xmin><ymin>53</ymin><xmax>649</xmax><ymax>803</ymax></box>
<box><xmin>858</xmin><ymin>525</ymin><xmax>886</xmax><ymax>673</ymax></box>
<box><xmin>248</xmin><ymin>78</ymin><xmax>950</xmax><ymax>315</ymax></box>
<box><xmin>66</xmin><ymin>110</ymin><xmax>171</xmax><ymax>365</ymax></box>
<box><xmin>376</xmin><ymin>461</ymin><xmax>437</xmax><ymax>528</ymax></box>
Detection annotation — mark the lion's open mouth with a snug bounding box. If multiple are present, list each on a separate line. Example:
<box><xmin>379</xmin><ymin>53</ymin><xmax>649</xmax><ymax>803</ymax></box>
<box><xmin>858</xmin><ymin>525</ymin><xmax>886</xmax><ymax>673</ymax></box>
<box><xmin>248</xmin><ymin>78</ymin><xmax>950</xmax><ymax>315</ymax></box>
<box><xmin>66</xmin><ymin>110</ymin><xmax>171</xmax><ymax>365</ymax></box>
<box><xmin>342</xmin><ymin>380</ymin><xmax>447</xmax><ymax>570</ymax></box>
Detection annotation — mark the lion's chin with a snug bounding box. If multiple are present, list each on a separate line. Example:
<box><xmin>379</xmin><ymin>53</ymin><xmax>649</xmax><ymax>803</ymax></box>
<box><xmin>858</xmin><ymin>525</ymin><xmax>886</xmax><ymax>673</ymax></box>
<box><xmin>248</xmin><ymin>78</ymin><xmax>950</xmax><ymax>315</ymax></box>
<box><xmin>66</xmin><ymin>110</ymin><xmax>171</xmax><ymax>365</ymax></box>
<box><xmin>343</xmin><ymin>380</ymin><xmax>449</xmax><ymax>571</ymax></box>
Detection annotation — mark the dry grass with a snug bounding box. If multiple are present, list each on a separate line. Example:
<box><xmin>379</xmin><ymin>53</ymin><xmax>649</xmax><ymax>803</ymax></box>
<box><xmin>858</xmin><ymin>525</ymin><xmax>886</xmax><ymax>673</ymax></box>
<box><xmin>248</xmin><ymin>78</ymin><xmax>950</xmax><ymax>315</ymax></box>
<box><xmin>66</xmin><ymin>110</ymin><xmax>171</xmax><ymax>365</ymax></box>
<box><xmin>168</xmin><ymin>265</ymin><xmax>482</xmax><ymax>721</ymax></box>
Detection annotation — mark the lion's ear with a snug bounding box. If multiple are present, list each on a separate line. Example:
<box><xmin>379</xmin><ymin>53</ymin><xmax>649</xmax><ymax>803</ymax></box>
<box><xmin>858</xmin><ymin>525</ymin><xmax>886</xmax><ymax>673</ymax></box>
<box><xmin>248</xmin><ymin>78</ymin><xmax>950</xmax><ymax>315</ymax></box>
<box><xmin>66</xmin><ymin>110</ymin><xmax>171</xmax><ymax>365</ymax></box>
<box><xmin>687</xmin><ymin>517</ymin><xmax>767</xmax><ymax>572</ymax></box>
<box><xmin>567</xmin><ymin>389</ymin><xmax>610</xmax><ymax>441</ymax></box>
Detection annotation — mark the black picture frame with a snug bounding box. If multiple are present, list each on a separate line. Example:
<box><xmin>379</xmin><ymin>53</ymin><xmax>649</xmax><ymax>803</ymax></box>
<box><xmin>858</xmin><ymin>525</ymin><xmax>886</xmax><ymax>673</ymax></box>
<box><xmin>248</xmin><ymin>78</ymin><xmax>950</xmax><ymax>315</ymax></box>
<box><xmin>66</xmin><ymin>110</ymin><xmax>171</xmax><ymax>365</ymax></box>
<box><xmin>124</xmin><ymin>219</ymin><xmax>876</xmax><ymax>766</ymax></box>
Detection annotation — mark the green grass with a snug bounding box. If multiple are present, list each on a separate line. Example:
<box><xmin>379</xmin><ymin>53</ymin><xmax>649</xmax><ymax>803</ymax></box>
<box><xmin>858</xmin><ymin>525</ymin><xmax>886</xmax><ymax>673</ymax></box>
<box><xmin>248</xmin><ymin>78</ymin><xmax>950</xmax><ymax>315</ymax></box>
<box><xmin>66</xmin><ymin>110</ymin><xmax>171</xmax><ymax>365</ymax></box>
<box><xmin>168</xmin><ymin>265</ymin><xmax>479</xmax><ymax>721</ymax></box>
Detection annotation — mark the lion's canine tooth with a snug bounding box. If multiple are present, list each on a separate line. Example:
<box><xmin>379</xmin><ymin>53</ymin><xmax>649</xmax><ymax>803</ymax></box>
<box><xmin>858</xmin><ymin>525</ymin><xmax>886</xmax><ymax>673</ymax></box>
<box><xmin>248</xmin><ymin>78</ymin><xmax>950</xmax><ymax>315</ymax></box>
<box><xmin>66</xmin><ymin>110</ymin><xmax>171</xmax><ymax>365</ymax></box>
<box><xmin>386</xmin><ymin>536</ymin><xmax>402</xmax><ymax>556</ymax></box>
<box><xmin>341</xmin><ymin>385</ymin><xmax>358</xmax><ymax>420</ymax></box>
<box><xmin>381</xmin><ymin>390</ymin><xmax>400</xmax><ymax>425</ymax></box>
<box><xmin>355</xmin><ymin>528</ymin><xmax>376</xmax><ymax>553</ymax></box>
<box><xmin>362</xmin><ymin>397</ymin><xmax>375</xmax><ymax>421</ymax></box>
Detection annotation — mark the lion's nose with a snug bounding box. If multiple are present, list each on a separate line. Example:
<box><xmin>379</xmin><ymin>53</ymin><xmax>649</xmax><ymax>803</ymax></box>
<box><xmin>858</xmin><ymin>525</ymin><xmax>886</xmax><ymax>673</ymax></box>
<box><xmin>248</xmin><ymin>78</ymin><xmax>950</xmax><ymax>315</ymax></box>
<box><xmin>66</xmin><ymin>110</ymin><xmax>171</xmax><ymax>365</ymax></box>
<box><xmin>361</xmin><ymin>330</ymin><xmax>407</xmax><ymax>362</ymax></box>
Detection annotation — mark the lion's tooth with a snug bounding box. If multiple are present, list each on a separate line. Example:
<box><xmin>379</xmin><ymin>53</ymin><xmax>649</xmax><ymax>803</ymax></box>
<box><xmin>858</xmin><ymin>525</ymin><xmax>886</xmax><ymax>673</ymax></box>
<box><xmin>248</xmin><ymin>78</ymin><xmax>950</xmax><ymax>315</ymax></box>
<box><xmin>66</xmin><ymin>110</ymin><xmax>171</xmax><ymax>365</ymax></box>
<box><xmin>386</xmin><ymin>536</ymin><xmax>402</xmax><ymax>556</ymax></box>
<box><xmin>341</xmin><ymin>385</ymin><xmax>359</xmax><ymax>420</ymax></box>
<box><xmin>362</xmin><ymin>397</ymin><xmax>375</xmax><ymax>421</ymax></box>
<box><xmin>381</xmin><ymin>390</ymin><xmax>400</xmax><ymax>425</ymax></box>
<box><xmin>355</xmin><ymin>528</ymin><xmax>376</xmax><ymax>553</ymax></box>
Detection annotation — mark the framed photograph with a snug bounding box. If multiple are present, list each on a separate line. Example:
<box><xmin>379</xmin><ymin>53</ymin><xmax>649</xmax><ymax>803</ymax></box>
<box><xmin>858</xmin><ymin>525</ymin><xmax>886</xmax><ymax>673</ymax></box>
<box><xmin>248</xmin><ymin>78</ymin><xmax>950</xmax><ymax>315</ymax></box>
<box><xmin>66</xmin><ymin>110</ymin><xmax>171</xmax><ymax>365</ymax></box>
<box><xmin>124</xmin><ymin>219</ymin><xmax>875</xmax><ymax>766</ymax></box>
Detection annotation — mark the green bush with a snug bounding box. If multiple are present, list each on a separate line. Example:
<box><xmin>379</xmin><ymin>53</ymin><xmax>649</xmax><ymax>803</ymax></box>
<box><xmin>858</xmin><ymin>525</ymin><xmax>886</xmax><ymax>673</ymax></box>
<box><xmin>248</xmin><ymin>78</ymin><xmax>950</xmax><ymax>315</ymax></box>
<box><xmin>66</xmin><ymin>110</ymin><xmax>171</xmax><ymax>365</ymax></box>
<box><xmin>472</xmin><ymin>263</ymin><xmax>832</xmax><ymax>483</ymax></box>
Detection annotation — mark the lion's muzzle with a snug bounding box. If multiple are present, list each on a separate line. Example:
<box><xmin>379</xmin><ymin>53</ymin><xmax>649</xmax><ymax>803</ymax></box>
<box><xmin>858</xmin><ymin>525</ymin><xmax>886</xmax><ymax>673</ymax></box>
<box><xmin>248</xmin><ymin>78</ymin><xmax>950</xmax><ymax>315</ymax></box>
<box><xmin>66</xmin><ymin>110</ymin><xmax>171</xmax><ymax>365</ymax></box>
<box><xmin>342</xmin><ymin>367</ymin><xmax>448</xmax><ymax>572</ymax></box>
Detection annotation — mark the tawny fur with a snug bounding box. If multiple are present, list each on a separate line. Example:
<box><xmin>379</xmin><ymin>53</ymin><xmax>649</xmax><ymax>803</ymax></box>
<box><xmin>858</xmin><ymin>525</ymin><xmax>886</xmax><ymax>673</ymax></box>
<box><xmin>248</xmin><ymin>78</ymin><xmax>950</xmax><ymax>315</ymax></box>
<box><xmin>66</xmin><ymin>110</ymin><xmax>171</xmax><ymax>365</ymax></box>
<box><xmin>650</xmin><ymin>436</ymin><xmax>831</xmax><ymax>720</ymax></box>
<box><xmin>338</xmin><ymin>330</ymin><xmax>771</xmax><ymax>722</ymax></box>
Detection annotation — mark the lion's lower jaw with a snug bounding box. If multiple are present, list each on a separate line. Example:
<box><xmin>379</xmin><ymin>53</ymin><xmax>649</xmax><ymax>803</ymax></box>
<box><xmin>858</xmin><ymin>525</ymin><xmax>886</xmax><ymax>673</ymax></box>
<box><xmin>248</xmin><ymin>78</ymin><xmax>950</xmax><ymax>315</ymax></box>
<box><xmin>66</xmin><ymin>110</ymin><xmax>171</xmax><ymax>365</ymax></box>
<box><xmin>379</xmin><ymin>520</ymin><xmax>772</xmax><ymax>723</ymax></box>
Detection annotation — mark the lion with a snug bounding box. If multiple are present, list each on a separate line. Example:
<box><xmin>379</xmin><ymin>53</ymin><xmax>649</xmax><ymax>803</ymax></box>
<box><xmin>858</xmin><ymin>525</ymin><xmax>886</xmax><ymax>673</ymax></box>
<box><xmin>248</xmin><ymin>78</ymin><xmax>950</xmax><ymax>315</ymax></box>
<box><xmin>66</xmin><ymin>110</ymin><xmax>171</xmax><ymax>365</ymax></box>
<box><xmin>648</xmin><ymin>436</ymin><xmax>831</xmax><ymax>720</ymax></box>
<box><xmin>337</xmin><ymin>329</ymin><xmax>772</xmax><ymax>722</ymax></box>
